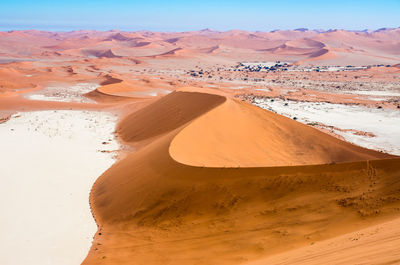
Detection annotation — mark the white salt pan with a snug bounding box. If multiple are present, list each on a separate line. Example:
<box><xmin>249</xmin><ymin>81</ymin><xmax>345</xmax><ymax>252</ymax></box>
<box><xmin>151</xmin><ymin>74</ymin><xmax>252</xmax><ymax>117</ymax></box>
<box><xmin>343</xmin><ymin>90</ymin><xmax>400</xmax><ymax>97</ymax></box>
<box><xmin>26</xmin><ymin>83</ymin><xmax>98</xmax><ymax>103</ymax></box>
<box><xmin>253</xmin><ymin>98</ymin><xmax>400</xmax><ymax>155</ymax></box>
<box><xmin>0</xmin><ymin>110</ymin><xmax>119</xmax><ymax>265</ymax></box>
<box><xmin>255</xmin><ymin>88</ymin><xmax>272</xmax><ymax>92</ymax></box>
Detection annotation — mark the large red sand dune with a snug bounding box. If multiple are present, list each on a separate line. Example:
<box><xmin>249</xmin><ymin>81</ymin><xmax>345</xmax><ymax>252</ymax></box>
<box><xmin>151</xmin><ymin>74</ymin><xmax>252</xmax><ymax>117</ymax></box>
<box><xmin>82</xmin><ymin>91</ymin><xmax>400</xmax><ymax>265</ymax></box>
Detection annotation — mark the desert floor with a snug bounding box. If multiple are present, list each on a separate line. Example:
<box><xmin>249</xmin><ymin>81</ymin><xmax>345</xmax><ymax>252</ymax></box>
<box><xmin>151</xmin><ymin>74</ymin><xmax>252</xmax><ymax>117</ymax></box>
<box><xmin>0</xmin><ymin>109</ymin><xmax>119</xmax><ymax>265</ymax></box>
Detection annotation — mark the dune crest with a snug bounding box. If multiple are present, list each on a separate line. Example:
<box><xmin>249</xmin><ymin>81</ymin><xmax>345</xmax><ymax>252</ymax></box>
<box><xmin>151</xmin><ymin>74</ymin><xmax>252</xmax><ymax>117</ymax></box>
<box><xmin>84</xmin><ymin>49</ymin><xmax>120</xmax><ymax>58</ymax></box>
<box><xmin>117</xmin><ymin>91</ymin><xmax>226</xmax><ymax>142</ymax></box>
<box><xmin>170</xmin><ymin>97</ymin><xmax>391</xmax><ymax>167</ymax></box>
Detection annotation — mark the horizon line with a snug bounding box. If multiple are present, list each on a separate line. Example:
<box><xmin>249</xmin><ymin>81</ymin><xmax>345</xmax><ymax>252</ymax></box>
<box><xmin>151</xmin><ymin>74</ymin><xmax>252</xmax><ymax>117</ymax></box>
<box><xmin>1</xmin><ymin>26</ymin><xmax>399</xmax><ymax>34</ymax></box>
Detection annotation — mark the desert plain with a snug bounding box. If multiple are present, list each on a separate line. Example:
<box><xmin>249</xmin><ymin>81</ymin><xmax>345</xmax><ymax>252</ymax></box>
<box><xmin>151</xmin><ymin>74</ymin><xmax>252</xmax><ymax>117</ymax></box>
<box><xmin>0</xmin><ymin>28</ymin><xmax>400</xmax><ymax>265</ymax></box>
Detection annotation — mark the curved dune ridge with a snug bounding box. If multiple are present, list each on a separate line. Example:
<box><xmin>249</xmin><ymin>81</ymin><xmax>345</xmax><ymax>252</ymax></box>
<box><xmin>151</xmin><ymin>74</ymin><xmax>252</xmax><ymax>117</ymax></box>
<box><xmin>97</xmin><ymin>81</ymin><xmax>144</xmax><ymax>98</ymax></box>
<box><xmin>0</xmin><ymin>68</ymin><xmax>36</xmax><ymax>95</ymax></box>
<box><xmin>86</xmin><ymin>78</ymin><xmax>174</xmax><ymax>102</ymax></box>
<box><xmin>117</xmin><ymin>91</ymin><xmax>226</xmax><ymax>142</ymax></box>
<box><xmin>170</xmin><ymin>97</ymin><xmax>391</xmax><ymax>167</ymax></box>
<box><xmin>147</xmin><ymin>47</ymin><xmax>194</xmax><ymax>58</ymax></box>
<box><xmin>83</xmin><ymin>49</ymin><xmax>120</xmax><ymax>58</ymax></box>
<box><xmin>246</xmin><ymin>216</ymin><xmax>400</xmax><ymax>265</ymax></box>
<box><xmin>83</xmin><ymin>91</ymin><xmax>400</xmax><ymax>265</ymax></box>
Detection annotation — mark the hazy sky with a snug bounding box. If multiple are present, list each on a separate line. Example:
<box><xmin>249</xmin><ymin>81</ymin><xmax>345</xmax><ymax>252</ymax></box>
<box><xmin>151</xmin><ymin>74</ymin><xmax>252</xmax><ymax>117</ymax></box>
<box><xmin>0</xmin><ymin>0</ymin><xmax>399</xmax><ymax>31</ymax></box>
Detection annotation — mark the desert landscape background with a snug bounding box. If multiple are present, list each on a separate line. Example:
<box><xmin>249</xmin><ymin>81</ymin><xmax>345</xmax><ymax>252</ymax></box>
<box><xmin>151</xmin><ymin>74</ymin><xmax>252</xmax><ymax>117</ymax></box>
<box><xmin>1</xmin><ymin>26</ymin><xmax>400</xmax><ymax>265</ymax></box>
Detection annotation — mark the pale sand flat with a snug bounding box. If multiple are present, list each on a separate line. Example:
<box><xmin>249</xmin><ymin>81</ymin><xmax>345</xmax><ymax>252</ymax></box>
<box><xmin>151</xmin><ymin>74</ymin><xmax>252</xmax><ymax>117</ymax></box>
<box><xmin>0</xmin><ymin>110</ymin><xmax>119</xmax><ymax>265</ymax></box>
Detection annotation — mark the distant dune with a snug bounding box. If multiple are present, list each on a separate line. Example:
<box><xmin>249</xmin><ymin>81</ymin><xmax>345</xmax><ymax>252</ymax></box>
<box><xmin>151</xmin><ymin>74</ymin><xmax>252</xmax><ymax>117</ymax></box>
<box><xmin>103</xmin><ymin>33</ymin><xmax>132</xmax><ymax>42</ymax></box>
<box><xmin>148</xmin><ymin>47</ymin><xmax>186</xmax><ymax>58</ymax></box>
<box><xmin>83</xmin><ymin>49</ymin><xmax>120</xmax><ymax>58</ymax></box>
<box><xmin>1</xmin><ymin>28</ymin><xmax>400</xmax><ymax>65</ymax></box>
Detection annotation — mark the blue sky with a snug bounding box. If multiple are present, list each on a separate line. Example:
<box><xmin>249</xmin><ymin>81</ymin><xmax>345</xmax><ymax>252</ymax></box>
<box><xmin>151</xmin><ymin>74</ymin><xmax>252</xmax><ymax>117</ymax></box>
<box><xmin>0</xmin><ymin>0</ymin><xmax>399</xmax><ymax>31</ymax></box>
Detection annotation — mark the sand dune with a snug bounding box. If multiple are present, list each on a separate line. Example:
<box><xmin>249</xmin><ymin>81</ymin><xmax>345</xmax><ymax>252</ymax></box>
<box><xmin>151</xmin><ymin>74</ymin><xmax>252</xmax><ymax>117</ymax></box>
<box><xmin>308</xmin><ymin>48</ymin><xmax>332</xmax><ymax>58</ymax></box>
<box><xmin>0</xmin><ymin>68</ymin><xmax>36</xmax><ymax>95</ymax></box>
<box><xmin>301</xmin><ymin>48</ymin><xmax>337</xmax><ymax>63</ymax></box>
<box><xmin>147</xmin><ymin>47</ymin><xmax>195</xmax><ymax>58</ymax></box>
<box><xmin>95</xmin><ymin>81</ymin><xmax>171</xmax><ymax>99</ymax></box>
<box><xmin>263</xmin><ymin>44</ymin><xmax>314</xmax><ymax>55</ymax></box>
<box><xmin>103</xmin><ymin>33</ymin><xmax>132</xmax><ymax>42</ymax></box>
<box><xmin>82</xmin><ymin>91</ymin><xmax>400</xmax><ymax>265</ymax></box>
<box><xmin>130</xmin><ymin>41</ymin><xmax>152</xmax><ymax>47</ymax></box>
<box><xmin>262</xmin><ymin>39</ymin><xmax>326</xmax><ymax>56</ymax></box>
<box><xmin>83</xmin><ymin>49</ymin><xmax>120</xmax><ymax>58</ymax></box>
<box><xmin>204</xmin><ymin>45</ymin><xmax>222</xmax><ymax>53</ymax></box>
<box><xmin>285</xmin><ymin>39</ymin><xmax>326</xmax><ymax>49</ymax></box>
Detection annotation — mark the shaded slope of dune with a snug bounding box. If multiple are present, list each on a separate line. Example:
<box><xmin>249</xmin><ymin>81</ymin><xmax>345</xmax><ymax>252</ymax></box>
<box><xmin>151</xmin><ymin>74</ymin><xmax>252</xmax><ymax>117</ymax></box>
<box><xmin>246</xmin><ymin>216</ymin><xmax>400</xmax><ymax>265</ymax></box>
<box><xmin>103</xmin><ymin>33</ymin><xmax>132</xmax><ymax>42</ymax></box>
<box><xmin>308</xmin><ymin>48</ymin><xmax>337</xmax><ymax>59</ymax></box>
<box><xmin>84</xmin><ymin>89</ymin><xmax>137</xmax><ymax>103</ymax></box>
<box><xmin>0</xmin><ymin>68</ymin><xmax>36</xmax><ymax>95</ymax></box>
<box><xmin>83</xmin><ymin>49</ymin><xmax>120</xmax><ymax>58</ymax></box>
<box><xmin>145</xmin><ymin>47</ymin><xmax>194</xmax><ymax>58</ymax></box>
<box><xmin>262</xmin><ymin>44</ymin><xmax>316</xmax><ymax>55</ymax></box>
<box><xmin>296</xmin><ymin>48</ymin><xmax>338</xmax><ymax>64</ymax></box>
<box><xmin>83</xmin><ymin>91</ymin><xmax>400</xmax><ymax>265</ymax></box>
<box><xmin>117</xmin><ymin>91</ymin><xmax>226</xmax><ymax>142</ymax></box>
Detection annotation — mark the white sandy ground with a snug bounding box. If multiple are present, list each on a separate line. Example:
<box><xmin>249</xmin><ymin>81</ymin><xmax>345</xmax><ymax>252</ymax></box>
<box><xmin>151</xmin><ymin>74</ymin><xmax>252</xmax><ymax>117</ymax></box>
<box><xmin>255</xmin><ymin>88</ymin><xmax>272</xmax><ymax>92</ymax></box>
<box><xmin>26</xmin><ymin>83</ymin><xmax>98</xmax><ymax>103</ymax></box>
<box><xmin>224</xmin><ymin>86</ymin><xmax>249</xmax><ymax>90</ymax></box>
<box><xmin>0</xmin><ymin>110</ymin><xmax>119</xmax><ymax>265</ymax></box>
<box><xmin>342</xmin><ymin>90</ymin><xmax>400</xmax><ymax>97</ymax></box>
<box><xmin>342</xmin><ymin>90</ymin><xmax>400</xmax><ymax>101</ymax></box>
<box><xmin>253</xmin><ymin>98</ymin><xmax>400</xmax><ymax>155</ymax></box>
<box><xmin>127</xmin><ymin>88</ymin><xmax>171</xmax><ymax>97</ymax></box>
